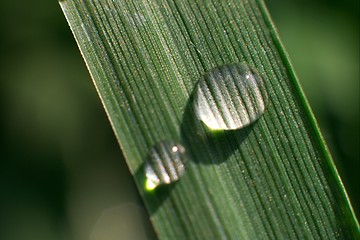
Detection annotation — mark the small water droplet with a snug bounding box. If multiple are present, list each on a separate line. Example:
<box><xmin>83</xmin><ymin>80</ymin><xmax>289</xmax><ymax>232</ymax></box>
<box><xmin>144</xmin><ymin>141</ymin><xmax>187</xmax><ymax>191</ymax></box>
<box><xmin>194</xmin><ymin>63</ymin><xmax>267</xmax><ymax>130</ymax></box>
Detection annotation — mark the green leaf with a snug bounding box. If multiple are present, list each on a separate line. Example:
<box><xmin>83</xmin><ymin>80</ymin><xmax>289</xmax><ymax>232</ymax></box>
<box><xmin>60</xmin><ymin>0</ymin><xmax>359</xmax><ymax>239</ymax></box>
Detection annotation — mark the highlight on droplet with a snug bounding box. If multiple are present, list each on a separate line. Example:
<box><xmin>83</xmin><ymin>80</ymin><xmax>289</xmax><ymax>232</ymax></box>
<box><xmin>145</xmin><ymin>178</ymin><xmax>158</xmax><ymax>191</ymax></box>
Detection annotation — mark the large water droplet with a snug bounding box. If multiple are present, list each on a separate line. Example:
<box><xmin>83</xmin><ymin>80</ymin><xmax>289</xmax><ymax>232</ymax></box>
<box><xmin>194</xmin><ymin>63</ymin><xmax>267</xmax><ymax>130</ymax></box>
<box><xmin>144</xmin><ymin>141</ymin><xmax>187</xmax><ymax>191</ymax></box>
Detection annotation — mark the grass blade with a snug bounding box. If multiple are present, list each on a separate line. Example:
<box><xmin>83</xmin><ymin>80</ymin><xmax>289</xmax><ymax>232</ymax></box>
<box><xmin>60</xmin><ymin>0</ymin><xmax>359</xmax><ymax>239</ymax></box>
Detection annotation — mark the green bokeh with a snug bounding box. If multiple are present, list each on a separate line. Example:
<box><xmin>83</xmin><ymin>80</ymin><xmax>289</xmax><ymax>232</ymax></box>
<box><xmin>0</xmin><ymin>0</ymin><xmax>358</xmax><ymax>239</ymax></box>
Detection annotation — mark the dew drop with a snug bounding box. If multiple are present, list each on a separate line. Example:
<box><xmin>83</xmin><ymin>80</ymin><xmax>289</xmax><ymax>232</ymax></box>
<box><xmin>194</xmin><ymin>63</ymin><xmax>267</xmax><ymax>130</ymax></box>
<box><xmin>144</xmin><ymin>141</ymin><xmax>187</xmax><ymax>191</ymax></box>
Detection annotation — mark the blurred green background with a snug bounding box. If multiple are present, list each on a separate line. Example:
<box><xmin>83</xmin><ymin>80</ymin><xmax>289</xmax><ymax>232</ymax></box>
<box><xmin>0</xmin><ymin>0</ymin><xmax>358</xmax><ymax>239</ymax></box>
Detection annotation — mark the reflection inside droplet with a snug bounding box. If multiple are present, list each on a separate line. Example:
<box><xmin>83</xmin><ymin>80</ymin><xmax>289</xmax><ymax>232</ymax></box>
<box><xmin>193</xmin><ymin>63</ymin><xmax>268</xmax><ymax>130</ymax></box>
<box><xmin>144</xmin><ymin>141</ymin><xmax>187</xmax><ymax>191</ymax></box>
